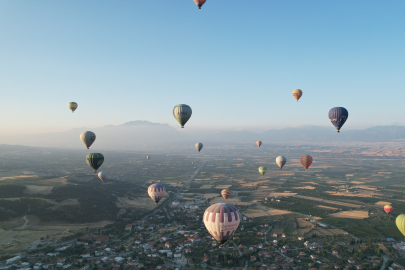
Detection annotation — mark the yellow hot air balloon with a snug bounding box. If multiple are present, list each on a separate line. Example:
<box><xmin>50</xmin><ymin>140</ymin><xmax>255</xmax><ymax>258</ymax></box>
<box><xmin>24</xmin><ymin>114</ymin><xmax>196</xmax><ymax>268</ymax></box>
<box><xmin>147</xmin><ymin>156</ymin><xmax>150</xmax><ymax>160</ymax></box>
<box><xmin>396</xmin><ymin>214</ymin><xmax>405</xmax><ymax>237</ymax></box>
<box><xmin>221</xmin><ymin>189</ymin><xmax>231</xmax><ymax>200</ymax></box>
<box><xmin>292</xmin><ymin>89</ymin><xmax>302</xmax><ymax>102</ymax></box>
<box><xmin>68</xmin><ymin>102</ymin><xmax>78</xmax><ymax>112</ymax></box>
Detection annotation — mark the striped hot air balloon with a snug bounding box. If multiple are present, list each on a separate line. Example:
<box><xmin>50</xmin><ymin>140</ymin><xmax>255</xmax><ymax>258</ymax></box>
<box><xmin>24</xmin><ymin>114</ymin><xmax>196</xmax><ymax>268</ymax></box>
<box><xmin>292</xmin><ymin>89</ymin><xmax>302</xmax><ymax>102</ymax></box>
<box><xmin>173</xmin><ymin>104</ymin><xmax>192</xmax><ymax>128</ymax></box>
<box><xmin>258</xmin><ymin>166</ymin><xmax>267</xmax><ymax>175</ymax></box>
<box><xmin>384</xmin><ymin>205</ymin><xmax>393</xmax><ymax>214</ymax></box>
<box><xmin>148</xmin><ymin>184</ymin><xmax>166</xmax><ymax>205</ymax></box>
<box><xmin>300</xmin><ymin>155</ymin><xmax>313</xmax><ymax>170</ymax></box>
<box><xmin>256</xmin><ymin>141</ymin><xmax>262</xmax><ymax>148</ymax></box>
<box><xmin>68</xmin><ymin>102</ymin><xmax>78</xmax><ymax>113</ymax></box>
<box><xmin>221</xmin><ymin>189</ymin><xmax>231</xmax><ymax>200</ymax></box>
<box><xmin>203</xmin><ymin>203</ymin><xmax>241</xmax><ymax>244</ymax></box>
<box><xmin>86</xmin><ymin>153</ymin><xmax>104</xmax><ymax>173</ymax></box>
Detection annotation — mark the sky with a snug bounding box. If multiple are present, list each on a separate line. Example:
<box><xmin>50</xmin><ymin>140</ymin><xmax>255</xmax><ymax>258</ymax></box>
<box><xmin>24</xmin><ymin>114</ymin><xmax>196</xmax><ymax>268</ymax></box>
<box><xmin>0</xmin><ymin>0</ymin><xmax>404</xmax><ymax>135</ymax></box>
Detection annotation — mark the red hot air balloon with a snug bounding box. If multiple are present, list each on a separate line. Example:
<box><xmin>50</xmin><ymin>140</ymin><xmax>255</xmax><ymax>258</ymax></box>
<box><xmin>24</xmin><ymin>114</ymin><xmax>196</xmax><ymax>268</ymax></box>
<box><xmin>193</xmin><ymin>0</ymin><xmax>206</xmax><ymax>9</ymax></box>
<box><xmin>221</xmin><ymin>189</ymin><xmax>231</xmax><ymax>200</ymax></box>
<box><xmin>300</xmin><ymin>155</ymin><xmax>313</xmax><ymax>170</ymax></box>
<box><xmin>384</xmin><ymin>205</ymin><xmax>393</xmax><ymax>214</ymax></box>
<box><xmin>256</xmin><ymin>141</ymin><xmax>262</xmax><ymax>148</ymax></box>
<box><xmin>203</xmin><ymin>203</ymin><xmax>240</xmax><ymax>244</ymax></box>
<box><xmin>148</xmin><ymin>184</ymin><xmax>166</xmax><ymax>205</ymax></box>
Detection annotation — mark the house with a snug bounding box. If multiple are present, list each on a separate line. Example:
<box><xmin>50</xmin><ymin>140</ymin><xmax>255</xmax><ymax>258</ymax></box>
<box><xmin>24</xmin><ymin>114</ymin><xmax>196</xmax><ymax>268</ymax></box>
<box><xmin>356</xmin><ymin>265</ymin><xmax>362</xmax><ymax>270</ymax></box>
<box><xmin>167</xmin><ymin>251</ymin><xmax>173</xmax><ymax>257</ymax></box>
<box><xmin>335</xmin><ymin>265</ymin><xmax>340</xmax><ymax>269</ymax></box>
<box><xmin>114</xmin><ymin>257</ymin><xmax>125</xmax><ymax>263</ymax></box>
<box><xmin>258</xmin><ymin>232</ymin><xmax>264</xmax><ymax>236</ymax></box>
<box><xmin>310</xmin><ymin>255</ymin><xmax>317</xmax><ymax>259</ymax></box>
<box><xmin>270</xmin><ymin>265</ymin><xmax>278</xmax><ymax>270</ymax></box>
<box><xmin>79</xmin><ymin>265</ymin><xmax>90</xmax><ymax>270</ymax></box>
<box><xmin>187</xmin><ymin>258</ymin><xmax>193</xmax><ymax>264</ymax></box>
<box><xmin>174</xmin><ymin>251</ymin><xmax>182</xmax><ymax>258</ymax></box>
<box><xmin>95</xmin><ymin>250</ymin><xmax>105</xmax><ymax>256</ymax></box>
<box><xmin>250</xmin><ymin>256</ymin><xmax>256</xmax><ymax>262</ymax></box>
<box><xmin>299</xmin><ymin>252</ymin><xmax>306</xmax><ymax>256</ymax></box>
<box><xmin>273</xmin><ymin>240</ymin><xmax>278</xmax><ymax>244</ymax></box>
<box><xmin>203</xmin><ymin>254</ymin><xmax>209</xmax><ymax>262</ymax></box>
<box><xmin>272</xmin><ymin>233</ymin><xmax>277</xmax><ymax>237</ymax></box>
<box><xmin>348</xmin><ymin>259</ymin><xmax>356</xmax><ymax>264</ymax></box>
<box><xmin>281</xmin><ymin>249</ymin><xmax>286</xmax><ymax>254</ymax></box>
<box><xmin>125</xmin><ymin>224</ymin><xmax>132</xmax><ymax>231</ymax></box>
<box><xmin>184</xmin><ymin>248</ymin><xmax>192</xmax><ymax>253</ymax></box>
<box><xmin>81</xmin><ymin>253</ymin><xmax>91</xmax><ymax>258</ymax></box>
<box><xmin>298</xmin><ymin>237</ymin><xmax>304</xmax><ymax>240</ymax></box>
<box><xmin>332</xmin><ymin>250</ymin><xmax>339</xmax><ymax>255</ymax></box>
<box><xmin>165</xmin><ymin>242</ymin><xmax>172</xmax><ymax>249</ymax></box>
<box><xmin>282</xmin><ymin>233</ymin><xmax>286</xmax><ymax>238</ymax></box>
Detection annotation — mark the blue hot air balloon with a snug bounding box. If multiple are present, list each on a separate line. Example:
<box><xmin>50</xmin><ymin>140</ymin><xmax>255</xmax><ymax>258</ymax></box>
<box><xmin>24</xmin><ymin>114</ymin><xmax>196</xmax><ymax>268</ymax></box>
<box><xmin>328</xmin><ymin>107</ymin><xmax>348</xmax><ymax>133</ymax></box>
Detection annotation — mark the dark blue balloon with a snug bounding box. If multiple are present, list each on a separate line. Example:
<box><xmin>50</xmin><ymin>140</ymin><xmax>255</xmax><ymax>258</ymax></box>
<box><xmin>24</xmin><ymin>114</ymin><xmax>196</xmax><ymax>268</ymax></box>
<box><xmin>328</xmin><ymin>107</ymin><xmax>348</xmax><ymax>133</ymax></box>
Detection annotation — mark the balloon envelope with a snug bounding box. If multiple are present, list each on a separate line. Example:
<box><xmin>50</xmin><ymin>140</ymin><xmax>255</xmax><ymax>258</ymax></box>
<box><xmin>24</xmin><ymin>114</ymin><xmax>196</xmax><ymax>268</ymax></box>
<box><xmin>276</xmin><ymin>156</ymin><xmax>287</xmax><ymax>169</ymax></box>
<box><xmin>173</xmin><ymin>104</ymin><xmax>192</xmax><ymax>128</ymax></box>
<box><xmin>86</xmin><ymin>153</ymin><xmax>104</xmax><ymax>173</ymax></box>
<box><xmin>193</xmin><ymin>0</ymin><xmax>206</xmax><ymax>9</ymax></box>
<box><xmin>195</xmin><ymin>143</ymin><xmax>203</xmax><ymax>152</ymax></box>
<box><xmin>258</xmin><ymin>166</ymin><xmax>267</xmax><ymax>175</ymax></box>
<box><xmin>256</xmin><ymin>141</ymin><xmax>262</xmax><ymax>148</ymax></box>
<box><xmin>328</xmin><ymin>107</ymin><xmax>348</xmax><ymax>132</ymax></box>
<box><xmin>384</xmin><ymin>205</ymin><xmax>393</xmax><ymax>213</ymax></box>
<box><xmin>300</xmin><ymin>155</ymin><xmax>313</xmax><ymax>170</ymax></box>
<box><xmin>221</xmin><ymin>189</ymin><xmax>231</xmax><ymax>200</ymax></box>
<box><xmin>292</xmin><ymin>89</ymin><xmax>302</xmax><ymax>102</ymax></box>
<box><xmin>147</xmin><ymin>156</ymin><xmax>150</xmax><ymax>160</ymax></box>
<box><xmin>396</xmin><ymin>214</ymin><xmax>405</xmax><ymax>237</ymax></box>
<box><xmin>68</xmin><ymin>102</ymin><xmax>78</xmax><ymax>113</ymax></box>
<box><xmin>148</xmin><ymin>184</ymin><xmax>166</xmax><ymax>204</ymax></box>
<box><xmin>98</xmin><ymin>171</ymin><xmax>107</xmax><ymax>182</ymax></box>
<box><xmin>80</xmin><ymin>131</ymin><xmax>96</xmax><ymax>149</ymax></box>
<box><xmin>203</xmin><ymin>203</ymin><xmax>240</xmax><ymax>244</ymax></box>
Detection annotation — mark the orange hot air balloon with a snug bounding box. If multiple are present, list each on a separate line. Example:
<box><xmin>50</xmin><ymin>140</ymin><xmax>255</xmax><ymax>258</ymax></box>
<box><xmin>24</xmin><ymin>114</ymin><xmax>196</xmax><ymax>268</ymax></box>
<box><xmin>292</xmin><ymin>89</ymin><xmax>303</xmax><ymax>102</ymax></box>
<box><xmin>221</xmin><ymin>189</ymin><xmax>231</xmax><ymax>200</ymax></box>
<box><xmin>300</xmin><ymin>155</ymin><xmax>313</xmax><ymax>170</ymax></box>
<box><xmin>256</xmin><ymin>141</ymin><xmax>262</xmax><ymax>148</ymax></box>
<box><xmin>193</xmin><ymin>0</ymin><xmax>206</xmax><ymax>9</ymax></box>
<box><xmin>384</xmin><ymin>205</ymin><xmax>393</xmax><ymax>214</ymax></box>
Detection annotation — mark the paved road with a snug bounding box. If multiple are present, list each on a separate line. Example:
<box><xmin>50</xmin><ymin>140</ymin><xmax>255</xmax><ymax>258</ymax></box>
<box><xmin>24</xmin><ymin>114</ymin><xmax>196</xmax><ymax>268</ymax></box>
<box><xmin>143</xmin><ymin>160</ymin><xmax>207</xmax><ymax>219</ymax></box>
<box><xmin>380</xmin><ymin>255</ymin><xmax>388</xmax><ymax>270</ymax></box>
<box><xmin>243</xmin><ymin>260</ymin><xmax>248</xmax><ymax>270</ymax></box>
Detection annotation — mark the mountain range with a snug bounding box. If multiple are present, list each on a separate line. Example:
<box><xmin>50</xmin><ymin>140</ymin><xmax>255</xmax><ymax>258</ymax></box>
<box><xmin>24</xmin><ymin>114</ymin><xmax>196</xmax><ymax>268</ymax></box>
<box><xmin>1</xmin><ymin>121</ymin><xmax>405</xmax><ymax>150</ymax></box>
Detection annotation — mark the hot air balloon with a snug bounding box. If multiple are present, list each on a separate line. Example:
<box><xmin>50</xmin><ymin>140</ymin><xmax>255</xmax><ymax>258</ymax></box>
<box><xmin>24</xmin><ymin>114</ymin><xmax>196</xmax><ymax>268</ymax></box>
<box><xmin>300</xmin><ymin>155</ymin><xmax>313</xmax><ymax>170</ymax></box>
<box><xmin>192</xmin><ymin>162</ymin><xmax>194</xmax><ymax>165</ymax></box>
<box><xmin>68</xmin><ymin>102</ymin><xmax>78</xmax><ymax>113</ymax></box>
<box><xmin>258</xmin><ymin>166</ymin><xmax>267</xmax><ymax>175</ymax></box>
<box><xmin>256</xmin><ymin>141</ymin><xmax>262</xmax><ymax>148</ymax></box>
<box><xmin>221</xmin><ymin>189</ymin><xmax>231</xmax><ymax>200</ymax></box>
<box><xmin>86</xmin><ymin>153</ymin><xmax>104</xmax><ymax>173</ymax></box>
<box><xmin>80</xmin><ymin>131</ymin><xmax>96</xmax><ymax>149</ymax></box>
<box><xmin>148</xmin><ymin>184</ymin><xmax>166</xmax><ymax>205</ymax></box>
<box><xmin>195</xmin><ymin>143</ymin><xmax>203</xmax><ymax>152</ymax></box>
<box><xmin>384</xmin><ymin>205</ymin><xmax>393</xmax><ymax>214</ymax></box>
<box><xmin>147</xmin><ymin>156</ymin><xmax>150</xmax><ymax>160</ymax></box>
<box><xmin>396</xmin><ymin>214</ymin><xmax>405</xmax><ymax>237</ymax></box>
<box><xmin>292</xmin><ymin>89</ymin><xmax>302</xmax><ymax>102</ymax></box>
<box><xmin>276</xmin><ymin>156</ymin><xmax>287</xmax><ymax>169</ymax></box>
<box><xmin>173</xmin><ymin>104</ymin><xmax>192</xmax><ymax>128</ymax></box>
<box><xmin>203</xmin><ymin>203</ymin><xmax>240</xmax><ymax>244</ymax></box>
<box><xmin>328</xmin><ymin>107</ymin><xmax>348</xmax><ymax>133</ymax></box>
<box><xmin>193</xmin><ymin>0</ymin><xmax>206</xmax><ymax>9</ymax></box>
<box><xmin>98</xmin><ymin>171</ymin><xmax>107</xmax><ymax>182</ymax></box>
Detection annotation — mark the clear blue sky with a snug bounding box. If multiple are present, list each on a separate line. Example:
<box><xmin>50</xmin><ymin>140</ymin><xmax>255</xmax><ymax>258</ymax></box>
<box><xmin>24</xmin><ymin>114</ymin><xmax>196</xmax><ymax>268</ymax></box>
<box><xmin>0</xmin><ymin>0</ymin><xmax>404</xmax><ymax>135</ymax></box>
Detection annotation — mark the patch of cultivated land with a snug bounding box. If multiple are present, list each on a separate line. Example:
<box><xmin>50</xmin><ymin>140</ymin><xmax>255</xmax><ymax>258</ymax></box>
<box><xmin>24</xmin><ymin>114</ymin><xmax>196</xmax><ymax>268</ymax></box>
<box><xmin>202</xmin><ymin>193</ymin><xmax>221</xmax><ymax>199</ymax></box>
<box><xmin>317</xmin><ymin>205</ymin><xmax>338</xmax><ymax>210</ymax></box>
<box><xmin>292</xmin><ymin>186</ymin><xmax>316</xmax><ymax>190</ymax></box>
<box><xmin>199</xmin><ymin>185</ymin><xmax>214</xmax><ymax>189</ymax></box>
<box><xmin>215</xmin><ymin>185</ymin><xmax>232</xmax><ymax>189</ymax></box>
<box><xmin>306</xmin><ymin>228</ymin><xmax>346</xmax><ymax>236</ymax></box>
<box><xmin>119</xmin><ymin>196</ymin><xmax>157</xmax><ymax>211</ymax></box>
<box><xmin>294</xmin><ymin>195</ymin><xmax>361</xmax><ymax>208</ymax></box>
<box><xmin>243</xmin><ymin>208</ymin><xmax>291</xmax><ymax>218</ymax></box>
<box><xmin>375</xmin><ymin>201</ymin><xmax>392</xmax><ymax>206</ymax></box>
<box><xmin>0</xmin><ymin>215</ymin><xmax>114</xmax><ymax>252</ymax></box>
<box><xmin>329</xmin><ymin>210</ymin><xmax>369</xmax><ymax>219</ymax></box>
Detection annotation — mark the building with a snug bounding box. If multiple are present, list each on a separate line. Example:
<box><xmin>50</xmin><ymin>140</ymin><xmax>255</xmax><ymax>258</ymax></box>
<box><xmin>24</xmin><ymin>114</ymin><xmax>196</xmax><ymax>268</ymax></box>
<box><xmin>125</xmin><ymin>224</ymin><xmax>132</xmax><ymax>231</ymax></box>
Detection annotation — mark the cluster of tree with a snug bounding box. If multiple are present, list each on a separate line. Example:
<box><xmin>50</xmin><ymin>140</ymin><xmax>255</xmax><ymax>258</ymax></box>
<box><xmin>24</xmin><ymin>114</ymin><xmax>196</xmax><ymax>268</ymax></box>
<box><xmin>0</xmin><ymin>184</ymin><xmax>27</xmax><ymax>198</ymax></box>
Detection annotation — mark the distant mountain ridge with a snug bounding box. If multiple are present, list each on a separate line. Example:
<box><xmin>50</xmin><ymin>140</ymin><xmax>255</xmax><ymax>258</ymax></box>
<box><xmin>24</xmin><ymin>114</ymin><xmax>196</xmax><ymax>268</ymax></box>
<box><xmin>1</xmin><ymin>121</ymin><xmax>405</xmax><ymax>150</ymax></box>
